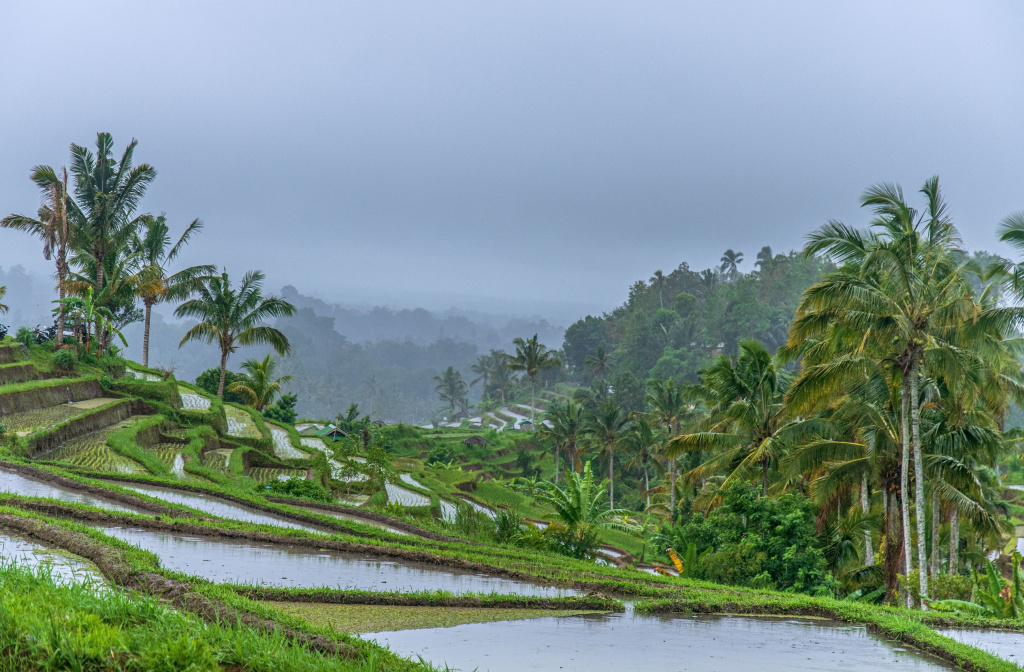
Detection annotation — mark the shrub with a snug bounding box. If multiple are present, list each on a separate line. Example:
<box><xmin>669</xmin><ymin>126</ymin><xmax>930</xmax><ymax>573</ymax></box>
<box><xmin>263</xmin><ymin>477</ymin><xmax>331</xmax><ymax>503</ymax></box>
<box><xmin>51</xmin><ymin>349</ymin><xmax>77</xmax><ymax>372</ymax></box>
<box><xmin>263</xmin><ymin>393</ymin><xmax>298</xmax><ymax>425</ymax></box>
<box><xmin>14</xmin><ymin>327</ymin><xmax>33</xmax><ymax>347</ymax></box>
<box><xmin>678</xmin><ymin>481</ymin><xmax>836</xmax><ymax>596</ymax></box>
<box><xmin>0</xmin><ymin>422</ymin><xmax>6</xmax><ymax>435</ymax></box>
<box><xmin>426</xmin><ymin>444</ymin><xmax>456</xmax><ymax>465</ymax></box>
<box><xmin>98</xmin><ymin>353</ymin><xmax>126</xmax><ymax>378</ymax></box>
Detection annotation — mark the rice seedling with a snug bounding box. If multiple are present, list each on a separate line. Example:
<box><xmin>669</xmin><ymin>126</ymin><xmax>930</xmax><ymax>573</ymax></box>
<box><xmin>226</xmin><ymin>405</ymin><xmax>262</xmax><ymax>438</ymax></box>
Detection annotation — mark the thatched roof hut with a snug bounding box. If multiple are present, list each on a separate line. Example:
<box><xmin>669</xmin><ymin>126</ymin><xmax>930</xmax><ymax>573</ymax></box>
<box><xmin>462</xmin><ymin>436</ymin><xmax>491</xmax><ymax>447</ymax></box>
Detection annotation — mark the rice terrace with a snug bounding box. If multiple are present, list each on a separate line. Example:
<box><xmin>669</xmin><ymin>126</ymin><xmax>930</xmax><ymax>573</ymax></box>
<box><xmin>3</xmin><ymin>3</ymin><xmax>1024</xmax><ymax>671</ymax></box>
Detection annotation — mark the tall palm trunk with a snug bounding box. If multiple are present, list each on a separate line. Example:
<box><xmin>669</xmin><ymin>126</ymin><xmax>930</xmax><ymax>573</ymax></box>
<box><xmin>900</xmin><ymin>375</ymin><xmax>913</xmax><ymax>607</ymax></box>
<box><xmin>217</xmin><ymin>349</ymin><xmax>229</xmax><ymax>397</ymax></box>
<box><xmin>608</xmin><ymin>444</ymin><xmax>614</xmax><ymax>509</ymax></box>
<box><xmin>911</xmin><ymin>367</ymin><xmax>928</xmax><ymax>605</ymax></box>
<box><xmin>930</xmin><ymin>486</ymin><xmax>940</xmax><ymax>577</ymax></box>
<box><xmin>884</xmin><ymin>488</ymin><xmax>904</xmax><ymax>604</ymax></box>
<box><xmin>644</xmin><ymin>464</ymin><xmax>650</xmax><ymax>508</ymax></box>
<box><xmin>530</xmin><ymin>377</ymin><xmax>536</xmax><ymax>427</ymax></box>
<box><xmin>554</xmin><ymin>444</ymin><xmax>560</xmax><ymax>486</ymax></box>
<box><xmin>55</xmin><ymin>270</ymin><xmax>66</xmax><ymax>347</ymax></box>
<box><xmin>949</xmin><ymin>508</ymin><xmax>959</xmax><ymax>574</ymax></box>
<box><xmin>142</xmin><ymin>299</ymin><xmax>154</xmax><ymax>367</ymax></box>
<box><xmin>861</xmin><ymin>473</ymin><xmax>873</xmax><ymax>565</ymax></box>
<box><xmin>669</xmin><ymin>419</ymin><xmax>678</xmax><ymax>512</ymax></box>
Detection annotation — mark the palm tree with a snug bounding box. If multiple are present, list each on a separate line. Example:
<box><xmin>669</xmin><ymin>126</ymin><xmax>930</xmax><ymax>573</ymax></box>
<box><xmin>794</xmin><ymin>177</ymin><xmax>980</xmax><ymax>602</ymax></box>
<box><xmin>507</xmin><ymin>334</ymin><xmax>561</xmax><ymax>427</ymax></box>
<box><xmin>2</xmin><ymin>166</ymin><xmax>72</xmax><ymax>342</ymax></box>
<box><xmin>584</xmin><ymin>399</ymin><xmax>629</xmax><ymax>508</ymax></box>
<box><xmin>754</xmin><ymin>245</ymin><xmax>774</xmax><ymax>275</ymax></box>
<box><xmin>536</xmin><ymin>461</ymin><xmax>628</xmax><ymax>558</ymax></box>
<box><xmin>646</xmin><ymin>377</ymin><xmax>688</xmax><ymax>512</ymax></box>
<box><xmin>471</xmin><ymin>350</ymin><xmax>505</xmax><ymax>390</ymax></box>
<box><xmin>621</xmin><ymin>414</ymin><xmax>664</xmax><ymax>508</ymax></box>
<box><xmin>0</xmin><ymin>286</ymin><xmax>7</xmax><ymax>315</ymax></box>
<box><xmin>650</xmin><ymin>269</ymin><xmax>668</xmax><ymax>308</ymax></box>
<box><xmin>584</xmin><ymin>344</ymin><xmax>612</xmax><ymax>382</ymax></box>
<box><xmin>133</xmin><ymin>215</ymin><xmax>215</xmax><ymax>367</ymax></box>
<box><xmin>175</xmin><ymin>270</ymin><xmax>296</xmax><ymax>397</ymax></box>
<box><xmin>227</xmin><ymin>354</ymin><xmax>292</xmax><ymax>411</ymax></box>
<box><xmin>487</xmin><ymin>359</ymin><xmax>517</xmax><ymax>404</ymax></box>
<box><xmin>67</xmin><ymin>134</ymin><xmax>156</xmax><ymax>294</ymax></box>
<box><xmin>433</xmin><ymin>366</ymin><xmax>468</xmax><ymax>419</ymax></box>
<box><xmin>540</xmin><ymin>400</ymin><xmax>584</xmax><ymax>483</ymax></box>
<box><xmin>669</xmin><ymin>339</ymin><xmax>824</xmax><ymax>499</ymax></box>
<box><xmin>720</xmin><ymin>249</ymin><xmax>744</xmax><ymax>280</ymax></box>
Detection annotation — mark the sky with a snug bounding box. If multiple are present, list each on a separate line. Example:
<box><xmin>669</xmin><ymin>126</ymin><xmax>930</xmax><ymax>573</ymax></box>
<box><xmin>2</xmin><ymin>1</ymin><xmax>1023</xmax><ymax>324</ymax></box>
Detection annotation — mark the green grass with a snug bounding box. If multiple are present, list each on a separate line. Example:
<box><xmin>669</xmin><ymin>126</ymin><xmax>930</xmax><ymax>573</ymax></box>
<box><xmin>0</xmin><ymin>563</ymin><xmax>417</xmax><ymax>671</ymax></box>
<box><xmin>269</xmin><ymin>601</ymin><xmax>604</xmax><ymax>633</ymax></box>
<box><xmin>46</xmin><ymin>421</ymin><xmax>147</xmax><ymax>474</ymax></box>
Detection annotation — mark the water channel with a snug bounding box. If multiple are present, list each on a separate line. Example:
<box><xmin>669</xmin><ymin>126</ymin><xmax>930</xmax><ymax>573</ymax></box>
<box><xmin>935</xmin><ymin>628</ymin><xmax>1024</xmax><ymax>663</ymax></box>
<box><xmin>119</xmin><ymin>482</ymin><xmax>324</xmax><ymax>533</ymax></box>
<box><xmin>0</xmin><ymin>532</ymin><xmax>103</xmax><ymax>584</ymax></box>
<box><xmin>370</xmin><ymin>612</ymin><xmax>956</xmax><ymax>671</ymax></box>
<box><xmin>0</xmin><ymin>468</ymin><xmax>137</xmax><ymax>513</ymax></box>
<box><xmin>100</xmin><ymin>526</ymin><xmax>571</xmax><ymax>595</ymax></box>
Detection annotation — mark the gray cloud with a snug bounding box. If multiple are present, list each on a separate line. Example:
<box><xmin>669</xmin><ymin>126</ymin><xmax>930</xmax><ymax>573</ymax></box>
<box><xmin>2</xmin><ymin>1</ymin><xmax>1022</xmax><ymax>321</ymax></box>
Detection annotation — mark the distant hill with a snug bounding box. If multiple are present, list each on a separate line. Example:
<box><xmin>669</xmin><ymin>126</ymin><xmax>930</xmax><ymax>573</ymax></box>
<box><xmin>123</xmin><ymin>286</ymin><xmax>565</xmax><ymax>424</ymax></box>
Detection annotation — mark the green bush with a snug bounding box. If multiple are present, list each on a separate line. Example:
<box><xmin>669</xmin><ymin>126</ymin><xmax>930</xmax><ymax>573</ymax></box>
<box><xmin>263</xmin><ymin>477</ymin><xmax>331</xmax><ymax>503</ymax></box>
<box><xmin>263</xmin><ymin>393</ymin><xmax>298</xmax><ymax>424</ymax></box>
<box><xmin>0</xmin><ymin>422</ymin><xmax>6</xmax><ymax>435</ymax></box>
<box><xmin>14</xmin><ymin>327</ymin><xmax>32</xmax><ymax>347</ymax></box>
<box><xmin>677</xmin><ymin>481</ymin><xmax>837</xmax><ymax>596</ymax></box>
<box><xmin>51</xmin><ymin>349</ymin><xmax>77</xmax><ymax>372</ymax></box>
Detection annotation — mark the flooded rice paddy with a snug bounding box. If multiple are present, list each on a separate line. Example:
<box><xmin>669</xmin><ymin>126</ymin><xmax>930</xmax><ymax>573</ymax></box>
<box><xmin>385</xmin><ymin>483</ymin><xmax>430</xmax><ymax>507</ymax></box>
<box><xmin>370</xmin><ymin>613</ymin><xmax>955</xmax><ymax>671</ymax></box>
<box><xmin>0</xmin><ymin>468</ymin><xmax>138</xmax><ymax>513</ymax></box>
<box><xmin>99</xmin><ymin>526</ymin><xmax>571</xmax><ymax>595</ymax></box>
<box><xmin>270</xmin><ymin>427</ymin><xmax>308</xmax><ymax>459</ymax></box>
<box><xmin>0</xmin><ymin>532</ymin><xmax>103</xmax><ymax>584</ymax></box>
<box><xmin>934</xmin><ymin>628</ymin><xmax>1023</xmax><ymax>662</ymax></box>
<box><xmin>119</xmin><ymin>482</ymin><xmax>323</xmax><ymax>532</ymax></box>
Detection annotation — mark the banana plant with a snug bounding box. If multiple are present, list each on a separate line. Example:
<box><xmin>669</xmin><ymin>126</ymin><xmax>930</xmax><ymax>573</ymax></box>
<box><xmin>927</xmin><ymin>551</ymin><xmax>1024</xmax><ymax>618</ymax></box>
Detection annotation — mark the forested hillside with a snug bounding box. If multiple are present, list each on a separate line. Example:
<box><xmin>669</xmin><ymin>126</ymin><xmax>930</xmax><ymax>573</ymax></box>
<box><xmin>562</xmin><ymin>247</ymin><xmax>829</xmax><ymax>384</ymax></box>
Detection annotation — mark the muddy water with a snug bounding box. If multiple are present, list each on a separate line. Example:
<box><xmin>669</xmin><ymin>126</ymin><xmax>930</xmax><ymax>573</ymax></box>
<box><xmin>100</xmin><ymin>526</ymin><xmax>571</xmax><ymax>596</ymax></box>
<box><xmin>0</xmin><ymin>532</ymin><xmax>103</xmax><ymax>583</ymax></box>
<box><xmin>121</xmin><ymin>483</ymin><xmax>323</xmax><ymax>533</ymax></box>
<box><xmin>370</xmin><ymin>613</ymin><xmax>954</xmax><ymax>671</ymax></box>
<box><xmin>0</xmin><ymin>469</ymin><xmax>137</xmax><ymax>513</ymax></box>
<box><xmin>935</xmin><ymin>629</ymin><xmax>1023</xmax><ymax>662</ymax></box>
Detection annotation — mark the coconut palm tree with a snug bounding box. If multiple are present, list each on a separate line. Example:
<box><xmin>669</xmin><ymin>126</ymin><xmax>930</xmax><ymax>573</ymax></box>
<box><xmin>227</xmin><ymin>354</ymin><xmax>292</xmax><ymax>411</ymax></box>
<box><xmin>67</xmin><ymin>134</ymin><xmax>156</xmax><ymax>294</ymax></box>
<box><xmin>650</xmin><ymin>269</ymin><xmax>668</xmax><ymax>308</ymax></box>
<box><xmin>175</xmin><ymin>270</ymin><xmax>296</xmax><ymax>397</ymax></box>
<box><xmin>433</xmin><ymin>366</ymin><xmax>468</xmax><ymax>419</ymax></box>
<box><xmin>669</xmin><ymin>339</ymin><xmax>825</xmax><ymax>500</ymax></box>
<box><xmin>719</xmin><ymin>249</ymin><xmax>743</xmax><ymax>280</ymax></box>
<box><xmin>2</xmin><ymin>166</ymin><xmax>72</xmax><ymax>342</ymax></box>
<box><xmin>646</xmin><ymin>377</ymin><xmax>689</xmax><ymax>512</ymax></box>
<box><xmin>794</xmin><ymin>177</ymin><xmax>981</xmax><ymax>602</ymax></box>
<box><xmin>471</xmin><ymin>350</ymin><xmax>505</xmax><ymax>390</ymax></box>
<box><xmin>540</xmin><ymin>400</ymin><xmax>585</xmax><ymax>483</ymax></box>
<box><xmin>584</xmin><ymin>344</ymin><xmax>612</xmax><ymax>382</ymax></box>
<box><xmin>507</xmin><ymin>334</ymin><xmax>561</xmax><ymax>427</ymax></box>
<box><xmin>584</xmin><ymin>399</ymin><xmax>629</xmax><ymax>508</ymax></box>
<box><xmin>754</xmin><ymin>245</ymin><xmax>774</xmax><ymax>275</ymax></box>
<box><xmin>133</xmin><ymin>215</ymin><xmax>215</xmax><ymax>367</ymax></box>
<box><xmin>621</xmin><ymin>414</ymin><xmax>664</xmax><ymax>508</ymax></box>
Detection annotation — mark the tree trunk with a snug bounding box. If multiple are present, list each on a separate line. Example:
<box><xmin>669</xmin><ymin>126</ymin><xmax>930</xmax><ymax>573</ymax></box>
<box><xmin>142</xmin><ymin>300</ymin><xmax>153</xmax><ymax>368</ymax></box>
<box><xmin>644</xmin><ymin>464</ymin><xmax>650</xmax><ymax>508</ymax></box>
<box><xmin>95</xmin><ymin>257</ymin><xmax>104</xmax><ymax>295</ymax></box>
<box><xmin>862</xmin><ymin>473</ymin><xmax>874</xmax><ymax>566</ymax></box>
<box><xmin>530</xmin><ymin>378</ymin><xmax>536</xmax><ymax>427</ymax></box>
<box><xmin>884</xmin><ymin>489</ymin><xmax>904</xmax><ymax>604</ymax></box>
<box><xmin>900</xmin><ymin>374</ymin><xmax>913</xmax><ymax>608</ymax></box>
<box><xmin>949</xmin><ymin>508</ymin><xmax>959</xmax><ymax>575</ymax></box>
<box><xmin>554</xmin><ymin>444</ymin><xmax>560</xmax><ymax>486</ymax></box>
<box><xmin>608</xmin><ymin>446</ymin><xmax>614</xmax><ymax>509</ymax></box>
<box><xmin>669</xmin><ymin>419</ymin><xmax>678</xmax><ymax>513</ymax></box>
<box><xmin>911</xmin><ymin>367</ymin><xmax>928</xmax><ymax>605</ymax></box>
<box><xmin>55</xmin><ymin>265</ymin><xmax>66</xmax><ymax>348</ymax></box>
<box><xmin>930</xmin><ymin>485</ymin><xmax>940</xmax><ymax>577</ymax></box>
<box><xmin>217</xmin><ymin>349</ymin><xmax>228</xmax><ymax>397</ymax></box>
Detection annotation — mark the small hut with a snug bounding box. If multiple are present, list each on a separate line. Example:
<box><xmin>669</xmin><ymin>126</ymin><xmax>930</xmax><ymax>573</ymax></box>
<box><xmin>518</xmin><ymin>419</ymin><xmax>534</xmax><ymax>431</ymax></box>
<box><xmin>450</xmin><ymin>410</ymin><xmax>472</xmax><ymax>423</ymax></box>
<box><xmin>462</xmin><ymin>436</ymin><xmax>491</xmax><ymax>448</ymax></box>
<box><xmin>316</xmin><ymin>425</ymin><xmax>349</xmax><ymax>440</ymax></box>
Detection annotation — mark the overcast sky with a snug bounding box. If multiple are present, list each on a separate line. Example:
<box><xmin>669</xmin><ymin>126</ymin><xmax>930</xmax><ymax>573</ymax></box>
<box><xmin>2</xmin><ymin>1</ymin><xmax>1023</xmax><ymax>323</ymax></box>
